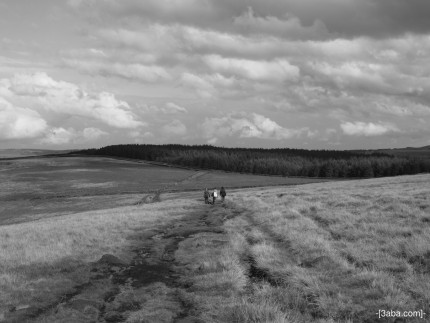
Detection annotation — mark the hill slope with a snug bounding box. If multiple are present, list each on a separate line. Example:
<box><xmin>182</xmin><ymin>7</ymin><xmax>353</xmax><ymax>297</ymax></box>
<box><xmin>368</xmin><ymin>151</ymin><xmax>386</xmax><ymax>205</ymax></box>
<box><xmin>1</xmin><ymin>174</ymin><xmax>429</xmax><ymax>322</ymax></box>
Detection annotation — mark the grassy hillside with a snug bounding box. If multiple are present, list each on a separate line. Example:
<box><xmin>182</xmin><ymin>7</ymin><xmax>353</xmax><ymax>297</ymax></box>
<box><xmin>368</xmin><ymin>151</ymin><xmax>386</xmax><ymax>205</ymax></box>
<box><xmin>1</xmin><ymin>174</ymin><xmax>429</xmax><ymax>322</ymax></box>
<box><xmin>215</xmin><ymin>174</ymin><xmax>430</xmax><ymax>322</ymax></box>
<box><xmin>0</xmin><ymin>199</ymin><xmax>198</xmax><ymax>322</ymax></box>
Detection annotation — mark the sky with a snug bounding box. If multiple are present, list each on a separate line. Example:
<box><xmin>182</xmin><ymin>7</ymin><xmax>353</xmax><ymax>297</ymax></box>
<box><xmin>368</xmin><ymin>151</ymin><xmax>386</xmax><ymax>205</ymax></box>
<box><xmin>0</xmin><ymin>0</ymin><xmax>429</xmax><ymax>150</ymax></box>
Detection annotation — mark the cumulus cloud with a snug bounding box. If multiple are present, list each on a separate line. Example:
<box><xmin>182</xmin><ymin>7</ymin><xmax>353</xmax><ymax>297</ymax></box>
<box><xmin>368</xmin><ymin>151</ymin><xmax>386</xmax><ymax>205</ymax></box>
<box><xmin>69</xmin><ymin>0</ymin><xmax>216</xmax><ymax>26</ymax></box>
<box><xmin>1</xmin><ymin>72</ymin><xmax>143</xmax><ymax>129</ymax></box>
<box><xmin>181</xmin><ymin>72</ymin><xmax>217</xmax><ymax>98</ymax></box>
<box><xmin>63</xmin><ymin>59</ymin><xmax>171</xmax><ymax>83</ymax></box>
<box><xmin>5</xmin><ymin>0</ymin><xmax>428</xmax><ymax>148</ymax></box>
<box><xmin>70</xmin><ymin>0</ymin><xmax>430</xmax><ymax>38</ymax></box>
<box><xmin>233</xmin><ymin>7</ymin><xmax>329</xmax><ymax>40</ymax></box>
<box><xmin>0</xmin><ymin>97</ymin><xmax>47</xmax><ymax>139</ymax></box>
<box><xmin>82</xmin><ymin>127</ymin><xmax>108</xmax><ymax>140</ymax></box>
<box><xmin>164</xmin><ymin>102</ymin><xmax>188</xmax><ymax>114</ymax></box>
<box><xmin>138</xmin><ymin>102</ymin><xmax>188</xmax><ymax>115</ymax></box>
<box><xmin>40</xmin><ymin>127</ymin><xmax>108</xmax><ymax>145</ymax></box>
<box><xmin>203</xmin><ymin>113</ymin><xmax>308</xmax><ymax>141</ymax></box>
<box><xmin>40</xmin><ymin>127</ymin><xmax>77</xmax><ymax>145</ymax></box>
<box><xmin>340</xmin><ymin>121</ymin><xmax>400</xmax><ymax>136</ymax></box>
<box><xmin>93</xmin><ymin>24</ymin><xmax>291</xmax><ymax>60</ymax></box>
<box><xmin>162</xmin><ymin>120</ymin><xmax>187</xmax><ymax>136</ymax></box>
<box><xmin>374</xmin><ymin>98</ymin><xmax>430</xmax><ymax>117</ymax></box>
<box><xmin>204</xmin><ymin>55</ymin><xmax>299</xmax><ymax>82</ymax></box>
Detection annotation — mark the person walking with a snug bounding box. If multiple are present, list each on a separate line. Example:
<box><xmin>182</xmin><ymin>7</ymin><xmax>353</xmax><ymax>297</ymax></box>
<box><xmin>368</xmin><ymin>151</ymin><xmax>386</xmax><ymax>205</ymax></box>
<box><xmin>220</xmin><ymin>186</ymin><xmax>226</xmax><ymax>202</ymax></box>
<box><xmin>204</xmin><ymin>188</ymin><xmax>210</xmax><ymax>204</ymax></box>
<box><xmin>212</xmin><ymin>188</ymin><xmax>218</xmax><ymax>205</ymax></box>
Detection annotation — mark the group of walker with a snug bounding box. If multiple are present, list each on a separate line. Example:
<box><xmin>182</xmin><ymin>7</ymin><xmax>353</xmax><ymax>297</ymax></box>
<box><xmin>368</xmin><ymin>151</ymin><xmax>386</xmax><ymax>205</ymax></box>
<box><xmin>204</xmin><ymin>186</ymin><xmax>226</xmax><ymax>205</ymax></box>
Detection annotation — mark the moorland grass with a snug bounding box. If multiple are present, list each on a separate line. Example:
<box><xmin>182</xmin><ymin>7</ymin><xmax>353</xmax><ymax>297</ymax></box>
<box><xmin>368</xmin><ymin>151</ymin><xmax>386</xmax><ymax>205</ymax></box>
<box><xmin>217</xmin><ymin>174</ymin><xmax>430</xmax><ymax>322</ymax></box>
<box><xmin>169</xmin><ymin>174</ymin><xmax>429</xmax><ymax>322</ymax></box>
<box><xmin>1</xmin><ymin>174</ymin><xmax>428</xmax><ymax>322</ymax></box>
<box><xmin>0</xmin><ymin>199</ymin><xmax>198</xmax><ymax>314</ymax></box>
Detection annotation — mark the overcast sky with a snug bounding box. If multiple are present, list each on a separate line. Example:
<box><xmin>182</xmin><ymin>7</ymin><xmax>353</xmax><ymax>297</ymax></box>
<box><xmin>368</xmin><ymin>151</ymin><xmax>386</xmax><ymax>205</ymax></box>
<box><xmin>1</xmin><ymin>0</ymin><xmax>429</xmax><ymax>150</ymax></box>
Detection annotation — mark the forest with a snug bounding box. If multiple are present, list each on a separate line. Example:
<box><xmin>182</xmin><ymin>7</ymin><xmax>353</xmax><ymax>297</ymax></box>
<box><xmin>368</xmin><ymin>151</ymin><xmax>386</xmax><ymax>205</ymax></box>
<box><xmin>77</xmin><ymin>144</ymin><xmax>430</xmax><ymax>178</ymax></box>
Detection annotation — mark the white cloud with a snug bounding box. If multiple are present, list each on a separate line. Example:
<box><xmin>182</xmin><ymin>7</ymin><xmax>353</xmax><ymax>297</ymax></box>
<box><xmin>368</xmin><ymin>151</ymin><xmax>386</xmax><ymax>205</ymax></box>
<box><xmin>63</xmin><ymin>59</ymin><xmax>171</xmax><ymax>83</ymax></box>
<box><xmin>163</xmin><ymin>102</ymin><xmax>188</xmax><ymax>114</ymax></box>
<box><xmin>203</xmin><ymin>113</ymin><xmax>307</xmax><ymax>141</ymax></box>
<box><xmin>2</xmin><ymin>72</ymin><xmax>144</xmax><ymax>129</ymax></box>
<box><xmin>82</xmin><ymin>127</ymin><xmax>108</xmax><ymax>140</ymax></box>
<box><xmin>41</xmin><ymin>127</ymin><xmax>77</xmax><ymax>145</ymax></box>
<box><xmin>374</xmin><ymin>98</ymin><xmax>430</xmax><ymax>117</ymax></box>
<box><xmin>204</xmin><ymin>55</ymin><xmax>299</xmax><ymax>82</ymax></box>
<box><xmin>162</xmin><ymin>119</ymin><xmax>187</xmax><ymax>136</ymax></box>
<box><xmin>128</xmin><ymin>130</ymin><xmax>155</xmax><ymax>142</ymax></box>
<box><xmin>142</xmin><ymin>131</ymin><xmax>155</xmax><ymax>138</ymax></box>
<box><xmin>233</xmin><ymin>7</ymin><xmax>329</xmax><ymax>40</ymax></box>
<box><xmin>207</xmin><ymin>137</ymin><xmax>218</xmax><ymax>145</ymax></box>
<box><xmin>181</xmin><ymin>72</ymin><xmax>216</xmax><ymax>98</ymax></box>
<box><xmin>138</xmin><ymin>102</ymin><xmax>188</xmax><ymax>115</ymax></box>
<box><xmin>69</xmin><ymin>0</ymin><xmax>215</xmax><ymax>23</ymax></box>
<box><xmin>94</xmin><ymin>24</ymin><xmax>293</xmax><ymax>61</ymax></box>
<box><xmin>0</xmin><ymin>97</ymin><xmax>47</xmax><ymax>139</ymax></box>
<box><xmin>6</xmin><ymin>1</ymin><xmax>430</xmax><ymax>149</ymax></box>
<box><xmin>340</xmin><ymin>121</ymin><xmax>400</xmax><ymax>136</ymax></box>
<box><xmin>40</xmin><ymin>127</ymin><xmax>108</xmax><ymax>145</ymax></box>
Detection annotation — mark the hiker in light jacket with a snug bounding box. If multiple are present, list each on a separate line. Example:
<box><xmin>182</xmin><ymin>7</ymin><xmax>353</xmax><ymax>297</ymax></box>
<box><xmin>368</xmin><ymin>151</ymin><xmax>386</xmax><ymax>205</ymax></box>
<box><xmin>212</xmin><ymin>189</ymin><xmax>218</xmax><ymax>205</ymax></box>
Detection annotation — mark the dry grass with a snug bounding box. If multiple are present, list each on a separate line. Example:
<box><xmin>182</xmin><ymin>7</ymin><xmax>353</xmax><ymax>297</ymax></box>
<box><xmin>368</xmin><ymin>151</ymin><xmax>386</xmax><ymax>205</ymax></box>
<box><xmin>0</xmin><ymin>198</ymin><xmax>198</xmax><ymax>313</ymax></box>
<box><xmin>1</xmin><ymin>173</ymin><xmax>428</xmax><ymax>322</ymax></box>
<box><xmin>168</xmin><ymin>174</ymin><xmax>429</xmax><ymax>322</ymax></box>
<box><xmin>217</xmin><ymin>174</ymin><xmax>430</xmax><ymax>322</ymax></box>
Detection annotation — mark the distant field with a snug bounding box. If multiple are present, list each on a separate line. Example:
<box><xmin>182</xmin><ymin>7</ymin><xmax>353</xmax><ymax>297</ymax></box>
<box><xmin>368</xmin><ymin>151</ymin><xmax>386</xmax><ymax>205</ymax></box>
<box><xmin>0</xmin><ymin>149</ymin><xmax>74</xmax><ymax>158</ymax></box>
<box><xmin>0</xmin><ymin>156</ymin><xmax>329</xmax><ymax>225</ymax></box>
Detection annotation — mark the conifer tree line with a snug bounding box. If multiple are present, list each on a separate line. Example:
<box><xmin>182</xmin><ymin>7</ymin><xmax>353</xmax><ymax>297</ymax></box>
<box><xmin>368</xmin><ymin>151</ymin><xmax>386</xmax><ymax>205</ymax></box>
<box><xmin>78</xmin><ymin>144</ymin><xmax>430</xmax><ymax>178</ymax></box>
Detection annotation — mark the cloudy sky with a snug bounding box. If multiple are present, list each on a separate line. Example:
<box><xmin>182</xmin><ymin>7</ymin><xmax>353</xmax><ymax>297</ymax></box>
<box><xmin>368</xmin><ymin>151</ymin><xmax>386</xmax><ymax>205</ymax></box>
<box><xmin>1</xmin><ymin>0</ymin><xmax>429</xmax><ymax>150</ymax></box>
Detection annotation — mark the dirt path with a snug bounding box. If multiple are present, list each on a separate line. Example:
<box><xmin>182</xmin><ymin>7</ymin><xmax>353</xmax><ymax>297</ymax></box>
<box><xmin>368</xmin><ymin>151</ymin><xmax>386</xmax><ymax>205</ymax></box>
<box><xmin>4</xmin><ymin>190</ymin><xmax>306</xmax><ymax>323</ymax></box>
<box><xmin>7</xmin><ymin>198</ymin><xmax>229</xmax><ymax>323</ymax></box>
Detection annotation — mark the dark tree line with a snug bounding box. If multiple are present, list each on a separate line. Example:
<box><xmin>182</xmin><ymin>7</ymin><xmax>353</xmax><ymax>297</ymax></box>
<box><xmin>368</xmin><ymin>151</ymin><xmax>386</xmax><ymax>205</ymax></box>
<box><xmin>76</xmin><ymin>144</ymin><xmax>430</xmax><ymax>178</ymax></box>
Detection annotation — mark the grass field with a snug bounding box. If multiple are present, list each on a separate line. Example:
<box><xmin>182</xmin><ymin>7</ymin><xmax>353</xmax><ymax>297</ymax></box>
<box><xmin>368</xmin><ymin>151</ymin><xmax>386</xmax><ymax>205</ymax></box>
<box><xmin>0</xmin><ymin>149</ymin><xmax>74</xmax><ymax>159</ymax></box>
<box><xmin>210</xmin><ymin>174</ymin><xmax>430</xmax><ymax>322</ymax></box>
<box><xmin>0</xmin><ymin>156</ymin><xmax>329</xmax><ymax>225</ymax></box>
<box><xmin>0</xmin><ymin>199</ymin><xmax>199</xmax><ymax>322</ymax></box>
<box><xmin>1</xmin><ymin>155</ymin><xmax>428</xmax><ymax>322</ymax></box>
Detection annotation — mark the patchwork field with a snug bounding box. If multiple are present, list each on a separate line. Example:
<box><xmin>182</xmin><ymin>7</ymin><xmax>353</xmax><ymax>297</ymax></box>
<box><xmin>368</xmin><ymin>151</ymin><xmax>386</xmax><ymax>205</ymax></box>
<box><xmin>0</xmin><ymin>155</ymin><xmax>428</xmax><ymax>322</ymax></box>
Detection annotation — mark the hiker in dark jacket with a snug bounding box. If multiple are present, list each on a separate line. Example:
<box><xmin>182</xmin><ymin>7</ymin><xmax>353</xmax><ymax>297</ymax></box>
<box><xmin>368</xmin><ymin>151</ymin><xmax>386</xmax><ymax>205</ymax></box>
<box><xmin>220</xmin><ymin>186</ymin><xmax>226</xmax><ymax>202</ymax></box>
<box><xmin>204</xmin><ymin>188</ymin><xmax>210</xmax><ymax>204</ymax></box>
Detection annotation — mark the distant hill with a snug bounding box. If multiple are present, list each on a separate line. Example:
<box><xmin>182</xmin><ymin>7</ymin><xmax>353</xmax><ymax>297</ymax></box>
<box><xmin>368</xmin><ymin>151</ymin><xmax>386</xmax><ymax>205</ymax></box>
<box><xmin>352</xmin><ymin>145</ymin><xmax>430</xmax><ymax>160</ymax></box>
<box><xmin>0</xmin><ymin>149</ymin><xmax>75</xmax><ymax>159</ymax></box>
